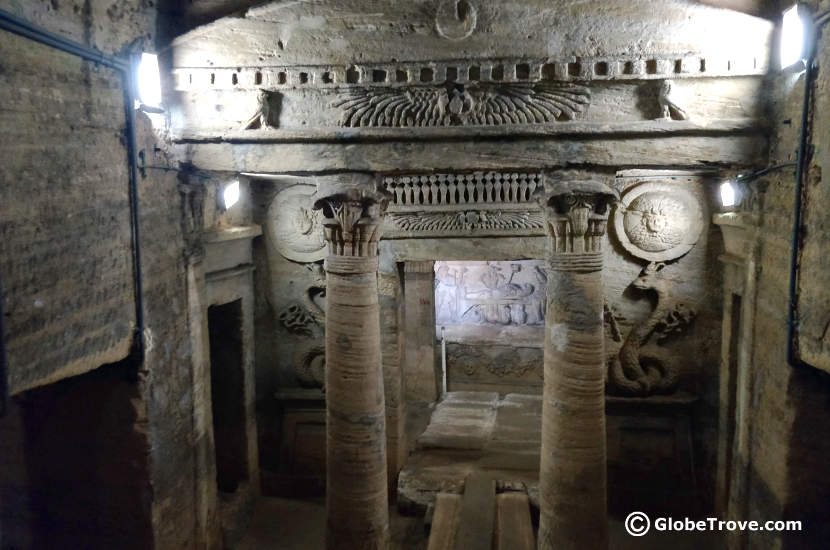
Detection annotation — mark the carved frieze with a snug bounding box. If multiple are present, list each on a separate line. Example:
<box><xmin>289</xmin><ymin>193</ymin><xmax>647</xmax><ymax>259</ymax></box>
<box><xmin>385</xmin><ymin>172</ymin><xmax>541</xmax><ymax>207</ymax></box>
<box><xmin>387</xmin><ymin>210</ymin><xmax>545</xmax><ymax>236</ymax></box>
<box><xmin>383</xmin><ymin>171</ymin><xmax>547</xmax><ymax>238</ymax></box>
<box><xmin>332</xmin><ymin>83</ymin><xmax>590</xmax><ymax>127</ymax></box>
<box><xmin>268</xmin><ymin>185</ymin><xmax>327</xmax><ymax>262</ymax></box>
<box><xmin>612</xmin><ymin>180</ymin><xmax>704</xmax><ymax>262</ymax></box>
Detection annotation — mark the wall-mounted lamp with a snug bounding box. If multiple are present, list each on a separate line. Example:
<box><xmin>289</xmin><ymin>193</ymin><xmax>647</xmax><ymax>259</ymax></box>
<box><xmin>135</xmin><ymin>52</ymin><xmax>163</xmax><ymax>112</ymax></box>
<box><xmin>717</xmin><ymin>163</ymin><xmax>797</xmax><ymax>209</ymax></box>
<box><xmin>719</xmin><ymin>180</ymin><xmax>737</xmax><ymax>208</ymax></box>
<box><xmin>223</xmin><ymin>181</ymin><xmax>240</xmax><ymax>210</ymax></box>
<box><xmin>781</xmin><ymin>4</ymin><xmax>810</xmax><ymax>70</ymax></box>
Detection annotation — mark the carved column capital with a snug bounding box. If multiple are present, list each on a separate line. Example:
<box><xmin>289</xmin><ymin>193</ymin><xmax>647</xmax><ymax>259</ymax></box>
<box><xmin>312</xmin><ymin>173</ymin><xmax>390</xmax><ymax>270</ymax></box>
<box><xmin>535</xmin><ymin>180</ymin><xmax>617</xmax><ymax>271</ymax></box>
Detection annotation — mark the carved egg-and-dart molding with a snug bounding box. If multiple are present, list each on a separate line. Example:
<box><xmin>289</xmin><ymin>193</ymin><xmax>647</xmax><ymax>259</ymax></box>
<box><xmin>612</xmin><ymin>181</ymin><xmax>704</xmax><ymax>262</ymax></box>
<box><xmin>268</xmin><ymin>185</ymin><xmax>327</xmax><ymax>262</ymax></box>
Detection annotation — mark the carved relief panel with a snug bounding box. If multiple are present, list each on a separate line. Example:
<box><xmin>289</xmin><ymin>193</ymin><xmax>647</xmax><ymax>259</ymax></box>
<box><xmin>435</xmin><ymin>260</ymin><xmax>547</xmax><ymax>327</ymax></box>
<box><xmin>604</xmin><ymin>171</ymin><xmax>711</xmax><ymax>397</ymax></box>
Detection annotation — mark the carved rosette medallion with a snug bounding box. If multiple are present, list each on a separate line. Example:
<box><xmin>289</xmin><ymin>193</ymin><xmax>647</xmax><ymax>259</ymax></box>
<box><xmin>613</xmin><ymin>181</ymin><xmax>704</xmax><ymax>262</ymax></box>
<box><xmin>268</xmin><ymin>185</ymin><xmax>327</xmax><ymax>262</ymax></box>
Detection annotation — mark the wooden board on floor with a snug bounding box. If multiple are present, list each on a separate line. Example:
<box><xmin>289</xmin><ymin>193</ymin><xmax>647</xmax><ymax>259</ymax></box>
<box><xmin>427</xmin><ymin>493</ymin><xmax>462</xmax><ymax>550</ymax></box>
<box><xmin>495</xmin><ymin>493</ymin><xmax>535</xmax><ymax>550</ymax></box>
<box><xmin>453</xmin><ymin>473</ymin><xmax>496</xmax><ymax>550</ymax></box>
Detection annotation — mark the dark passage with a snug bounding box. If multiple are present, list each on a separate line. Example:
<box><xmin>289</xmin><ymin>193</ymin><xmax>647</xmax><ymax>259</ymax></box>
<box><xmin>209</xmin><ymin>299</ymin><xmax>248</xmax><ymax>494</ymax></box>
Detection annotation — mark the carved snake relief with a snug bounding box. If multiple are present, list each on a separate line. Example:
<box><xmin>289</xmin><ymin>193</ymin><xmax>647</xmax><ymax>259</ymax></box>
<box><xmin>608</xmin><ymin>262</ymin><xmax>696</xmax><ymax>396</ymax></box>
<box><xmin>277</xmin><ymin>262</ymin><xmax>328</xmax><ymax>388</ymax></box>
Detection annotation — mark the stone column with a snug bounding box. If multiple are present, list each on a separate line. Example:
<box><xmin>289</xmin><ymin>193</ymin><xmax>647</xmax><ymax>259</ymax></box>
<box><xmin>537</xmin><ymin>180</ymin><xmax>616</xmax><ymax>550</ymax></box>
<box><xmin>313</xmin><ymin>174</ymin><xmax>390</xmax><ymax>550</ymax></box>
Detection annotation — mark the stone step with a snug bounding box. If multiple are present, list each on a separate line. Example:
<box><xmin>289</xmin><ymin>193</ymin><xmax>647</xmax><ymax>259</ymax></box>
<box><xmin>495</xmin><ymin>493</ymin><xmax>535</xmax><ymax>550</ymax></box>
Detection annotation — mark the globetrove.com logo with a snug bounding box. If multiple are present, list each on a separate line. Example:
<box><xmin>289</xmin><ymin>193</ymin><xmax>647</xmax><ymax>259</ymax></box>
<box><xmin>624</xmin><ymin>511</ymin><xmax>803</xmax><ymax>536</ymax></box>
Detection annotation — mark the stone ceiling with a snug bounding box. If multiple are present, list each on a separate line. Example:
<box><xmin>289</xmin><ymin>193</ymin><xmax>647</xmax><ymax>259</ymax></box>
<box><xmin>171</xmin><ymin>0</ymin><xmax>774</xmax><ymax>69</ymax></box>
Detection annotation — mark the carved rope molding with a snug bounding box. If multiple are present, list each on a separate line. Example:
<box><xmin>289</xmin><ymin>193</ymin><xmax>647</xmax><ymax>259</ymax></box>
<box><xmin>332</xmin><ymin>83</ymin><xmax>590</xmax><ymax>127</ymax></box>
<box><xmin>173</xmin><ymin>53</ymin><xmax>768</xmax><ymax>92</ymax></box>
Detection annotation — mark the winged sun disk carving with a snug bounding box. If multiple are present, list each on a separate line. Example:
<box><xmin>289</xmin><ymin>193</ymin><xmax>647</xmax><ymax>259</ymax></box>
<box><xmin>332</xmin><ymin>83</ymin><xmax>591</xmax><ymax>128</ymax></box>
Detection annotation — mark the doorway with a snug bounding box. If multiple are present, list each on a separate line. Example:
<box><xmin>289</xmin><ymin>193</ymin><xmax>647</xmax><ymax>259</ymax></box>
<box><xmin>208</xmin><ymin>299</ymin><xmax>249</xmax><ymax>494</ymax></box>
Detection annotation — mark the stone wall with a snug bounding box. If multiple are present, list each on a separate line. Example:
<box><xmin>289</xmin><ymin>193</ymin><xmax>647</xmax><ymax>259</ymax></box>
<box><xmin>0</xmin><ymin>1</ymin><xmax>217</xmax><ymax>548</ymax></box>
<box><xmin>726</xmin><ymin>1</ymin><xmax>830</xmax><ymax>547</ymax></box>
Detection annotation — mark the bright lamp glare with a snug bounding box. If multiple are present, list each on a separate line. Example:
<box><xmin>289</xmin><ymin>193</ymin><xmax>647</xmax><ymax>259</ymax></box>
<box><xmin>720</xmin><ymin>181</ymin><xmax>737</xmax><ymax>207</ymax></box>
<box><xmin>137</xmin><ymin>52</ymin><xmax>162</xmax><ymax>107</ymax></box>
<box><xmin>223</xmin><ymin>181</ymin><xmax>240</xmax><ymax>209</ymax></box>
<box><xmin>781</xmin><ymin>5</ymin><xmax>805</xmax><ymax>69</ymax></box>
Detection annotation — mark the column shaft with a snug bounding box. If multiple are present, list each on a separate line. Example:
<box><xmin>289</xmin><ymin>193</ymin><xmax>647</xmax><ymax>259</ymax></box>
<box><xmin>314</xmin><ymin>177</ymin><xmax>391</xmax><ymax>550</ymax></box>
<box><xmin>325</xmin><ymin>257</ymin><xmax>389</xmax><ymax>550</ymax></box>
<box><xmin>536</xmin><ymin>181</ymin><xmax>615</xmax><ymax>550</ymax></box>
<box><xmin>538</xmin><ymin>259</ymin><xmax>607</xmax><ymax>550</ymax></box>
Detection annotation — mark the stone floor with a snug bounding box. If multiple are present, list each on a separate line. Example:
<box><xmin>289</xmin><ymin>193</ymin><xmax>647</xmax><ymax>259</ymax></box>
<box><xmin>235</xmin><ymin>391</ymin><xmax>720</xmax><ymax>548</ymax></box>
<box><xmin>234</xmin><ymin>497</ymin><xmax>428</xmax><ymax>550</ymax></box>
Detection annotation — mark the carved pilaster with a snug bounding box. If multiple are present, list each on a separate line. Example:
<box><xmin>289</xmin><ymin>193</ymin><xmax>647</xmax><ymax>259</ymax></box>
<box><xmin>537</xmin><ymin>179</ymin><xmax>616</xmax><ymax>550</ymax></box>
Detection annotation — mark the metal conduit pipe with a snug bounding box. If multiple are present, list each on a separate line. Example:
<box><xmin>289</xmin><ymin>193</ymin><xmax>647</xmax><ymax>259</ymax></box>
<box><xmin>786</xmin><ymin>10</ymin><xmax>830</xmax><ymax>369</ymax></box>
<box><xmin>0</xmin><ymin>8</ymin><xmax>146</xmax><ymax>416</ymax></box>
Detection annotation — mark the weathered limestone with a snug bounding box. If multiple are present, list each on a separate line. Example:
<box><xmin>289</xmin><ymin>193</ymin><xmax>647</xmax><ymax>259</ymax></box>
<box><xmin>537</xmin><ymin>180</ymin><xmax>615</xmax><ymax>550</ymax></box>
<box><xmin>313</xmin><ymin>174</ymin><xmax>390</xmax><ymax>550</ymax></box>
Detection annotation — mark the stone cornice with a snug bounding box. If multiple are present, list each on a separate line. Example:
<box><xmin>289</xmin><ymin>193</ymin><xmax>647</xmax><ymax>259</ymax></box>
<box><xmin>173</xmin><ymin>54</ymin><xmax>767</xmax><ymax>93</ymax></box>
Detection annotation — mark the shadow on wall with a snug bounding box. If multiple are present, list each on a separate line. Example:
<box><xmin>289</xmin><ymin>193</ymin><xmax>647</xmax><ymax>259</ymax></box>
<box><xmin>782</xmin><ymin>366</ymin><xmax>830</xmax><ymax>548</ymax></box>
<box><xmin>0</xmin><ymin>358</ymin><xmax>153</xmax><ymax>550</ymax></box>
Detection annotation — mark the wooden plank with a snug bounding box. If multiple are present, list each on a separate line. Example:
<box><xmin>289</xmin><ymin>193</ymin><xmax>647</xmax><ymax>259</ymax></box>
<box><xmin>495</xmin><ymin>493</ymin><xmax>535</xmax><ymax>550</ymax></box>
<box><xmin>427</xmin><ymin>493</ymin><xmax>462</xmax><ymax>550</ymax></box>
<box><xmin>453</xmin><ymin>473</ymin><xmax>496</xmax><ymax>550</ymax></box>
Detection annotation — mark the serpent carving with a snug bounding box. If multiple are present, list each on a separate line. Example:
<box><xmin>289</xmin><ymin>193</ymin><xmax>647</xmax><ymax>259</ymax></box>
<box><xmin>608</xmin><ymin>262</ymin><xmax>696</xmax><ymax>396</ymax></box>
<box><xmin>277</xmin><ymin>262</ymin><xmax>328</xmax><ymax>388</ymax></box>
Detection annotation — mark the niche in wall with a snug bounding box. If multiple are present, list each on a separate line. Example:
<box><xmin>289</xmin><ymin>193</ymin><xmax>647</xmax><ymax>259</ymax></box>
<box><xmin>208</xmin><ymin>299</ymin><xmax>249</xmax><ymax>494</ymax></box>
